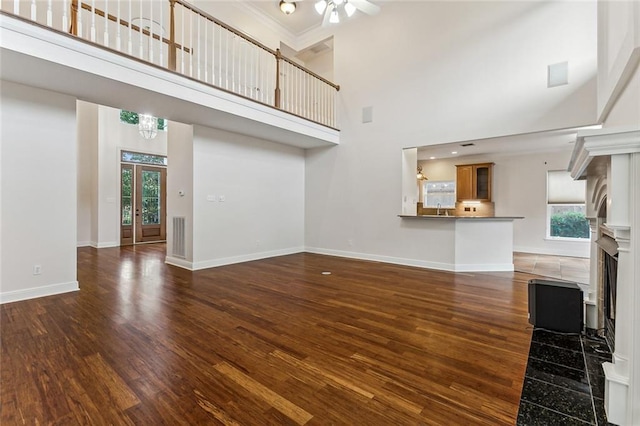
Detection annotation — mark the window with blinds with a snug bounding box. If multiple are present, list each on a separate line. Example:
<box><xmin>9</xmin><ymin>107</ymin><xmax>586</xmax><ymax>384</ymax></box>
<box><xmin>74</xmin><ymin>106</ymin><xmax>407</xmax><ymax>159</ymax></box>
<box><xmin>546</xmin><ymin>171</ymin><xmax>589</xmax><ymax>239</ymax></box>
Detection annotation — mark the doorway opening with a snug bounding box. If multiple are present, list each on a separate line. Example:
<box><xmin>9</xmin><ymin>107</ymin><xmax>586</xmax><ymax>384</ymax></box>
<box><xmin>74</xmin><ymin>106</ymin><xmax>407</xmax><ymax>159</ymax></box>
<box><xmin>120</xmin><ymin>151</ymin><xmax>167</xmax><ymax>245</ymax></box>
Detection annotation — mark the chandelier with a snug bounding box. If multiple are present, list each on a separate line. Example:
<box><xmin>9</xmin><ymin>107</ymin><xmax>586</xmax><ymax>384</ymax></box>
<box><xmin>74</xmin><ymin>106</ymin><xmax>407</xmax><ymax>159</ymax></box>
<box><xmin>138</xmin><ymin>114</ymin><xmax>158</xmax><ymax>140</ymax></box>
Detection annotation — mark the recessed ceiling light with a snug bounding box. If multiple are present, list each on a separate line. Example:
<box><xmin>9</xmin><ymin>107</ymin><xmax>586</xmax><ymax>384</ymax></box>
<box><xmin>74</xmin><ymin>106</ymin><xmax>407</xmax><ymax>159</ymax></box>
<box><xmin>451</xmin><ymin>151</ymin><xmax>458</xmax><ymax>154</ymax></box>
<box><xmin>429</xmin><ymin>156</ymin><xmax>436</xmax><ymax>160</ymax></box>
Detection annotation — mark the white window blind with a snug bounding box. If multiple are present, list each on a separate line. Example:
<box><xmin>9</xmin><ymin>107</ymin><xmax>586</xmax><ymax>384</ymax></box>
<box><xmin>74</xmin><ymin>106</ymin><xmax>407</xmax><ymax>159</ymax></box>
<box><xmin>547</xmin><ymin>170</ymin><xmax>585</xmax><ymax>204</ymax></box>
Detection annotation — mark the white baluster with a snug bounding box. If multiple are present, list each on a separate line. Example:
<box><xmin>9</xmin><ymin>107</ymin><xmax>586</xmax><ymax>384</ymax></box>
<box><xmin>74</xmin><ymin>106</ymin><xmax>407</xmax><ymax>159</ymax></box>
<box><xmin>159</xmin><ymin>0</ymin><xmax>163</xmax><ymax>66</ymax></box>
<box><xmin>30</xmin><ymin>0</ymin><xmax>36</xmax><ymax>21</ymax></box>
<box><xmin>219</xmin><ymin>25</ymin><xmax>223</xmax><ymax>87</ymax></box>
<box><xmin>62</xmin><ymin>0</ymin><xmax>68</xmax><ymax>32</ymax></box>
<box><xmin>128</xmin><ymin>0</ymin><xmax>132</xmax><ymax>54</ymax></box>
<box><xmin>104</xmin><ymin>0</ymin><xmax>109</xmax><ymax>47</ymax></box>
<box><xmin>225</xmin><ymin>30</ymin><xmax>229</xmax><ymax>89</ymax></box>
<box><xmin>138</xmin><ymin>0</ymin><xmax>143</xmax><ymax>58</ymax></box>
<box><xmin>189</xmin><ymin>10</ymin><xmax>193</xmax><ymax>77</ymax></box>
<box><xmin>90</xmin><ymin>0</ymin><xmax>96</xmax><ymax>41</ymax></box>
<box><xmin>149</xmin><ymin>0</ymin><xmax>154</xmax><ymax>63</ymax></box>
<box><xmin>211</xmin><ymin>22</ymin><xmax>216</xmax><ymax>85</ymax></box>
<box><xmin>14</xmin><ymin>0</ymin><xmax>19</xmax><ymax>15</ymax></box>
<box><xmin>47</xmin><ymin>0</ymin><xmax>53</xmax><ymax>26</ymax></box>
<box><xmin>78</xmin><ymin>0</ymin><xmax>83</xmax><ymax>37</ymax></box>
<box><xmin>116</xmin><ymin>0</ymin><xmax>121</xmax><ymax>51</ymax></box>
<box><xmin>204</xmin><ymin>19</ymin><xmax>208</xmax><ymax>83</ymax></box>
<box><xmin>180</xmin><ymin>4</ymin><xmax>184</xmax><ymax>73</ymax></box>
<box><xmin>196</xmin><ymin>14</ymin><xmax>200</xmax><ymax>80</ymax></box>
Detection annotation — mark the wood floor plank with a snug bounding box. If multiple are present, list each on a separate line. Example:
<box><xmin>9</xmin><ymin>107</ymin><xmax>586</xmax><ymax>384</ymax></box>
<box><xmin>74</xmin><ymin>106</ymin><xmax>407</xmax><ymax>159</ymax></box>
<box><xmin>214</xmin><ymin>361</ymin><xmax>314</xmax><ymax>425</ymax></box>
<box><xmin>1</xmin><ymin>245</ymin><xmax>533</xmax><ymax>424</ymax></box>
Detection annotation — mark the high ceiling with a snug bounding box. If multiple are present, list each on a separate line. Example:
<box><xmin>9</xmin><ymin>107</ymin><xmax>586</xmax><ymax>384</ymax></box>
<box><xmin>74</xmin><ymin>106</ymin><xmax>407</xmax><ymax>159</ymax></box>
<box><xmin>417</xmin><ymin>126</ymin><xmax>602</xmax><ymax>161</ymax></box>
<box><xmin>246</xmin><ymin>0</ymin><xmax>377</xmax><ymax>37</ymax></box>
<box><xmin>247</xmin><ymin>0</ymin><xmax>326</xmax><ymax>35</ymax></box>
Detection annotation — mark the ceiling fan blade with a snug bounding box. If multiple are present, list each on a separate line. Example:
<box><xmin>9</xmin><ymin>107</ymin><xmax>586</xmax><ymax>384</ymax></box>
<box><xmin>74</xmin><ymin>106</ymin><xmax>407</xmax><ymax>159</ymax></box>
<box><xmin>349</xmin><ymin>0</ymin><xmax>380</xmax><ymax>15</ymax></box>
<box><xmin>322</xmin><ymin>8</ymin><xmax>332</xmax><ymax>27</ymax></box>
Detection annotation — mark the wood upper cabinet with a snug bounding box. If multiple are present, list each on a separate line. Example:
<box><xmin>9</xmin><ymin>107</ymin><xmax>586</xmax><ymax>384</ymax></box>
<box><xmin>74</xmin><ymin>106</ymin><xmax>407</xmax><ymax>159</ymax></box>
<box><xmin>456</xmin><ymin>163</ymin><xmax>494</xmax><ymax>201</ymax></box>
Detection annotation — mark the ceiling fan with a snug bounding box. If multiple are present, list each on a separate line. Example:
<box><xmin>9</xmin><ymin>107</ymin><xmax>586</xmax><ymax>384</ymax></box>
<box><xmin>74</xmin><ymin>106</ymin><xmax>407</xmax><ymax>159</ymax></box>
<box><xmin>313</xmin><ymin>0</ymin><xmax>380</xmax><ymax>26</ymax></box>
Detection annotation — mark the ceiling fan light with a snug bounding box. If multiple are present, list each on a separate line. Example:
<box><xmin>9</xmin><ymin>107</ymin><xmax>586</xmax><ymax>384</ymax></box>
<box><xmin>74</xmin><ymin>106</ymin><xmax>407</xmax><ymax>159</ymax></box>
<box><xmin>314</xmin><ymin>0</ymin><xmax>327</xmax><ymax>14</ymax></box>
<box><xmin>279</xmin><ymin>0</ymin><xmax>296</xmax><ymax>15</ymax></box>
<box><xmin>333</xmin><ymin>0</ymin><xmax>344</xmax><ymax>5</ymax></box>
<box><xmin>344</xmin><ymin>2</ymin><xmax>356</xmax><ymax>17</ymax></box>
<box><xmin>329</xmin><ymin>7</ymin><xmax>340</xmax><ymax>23</ymax></box>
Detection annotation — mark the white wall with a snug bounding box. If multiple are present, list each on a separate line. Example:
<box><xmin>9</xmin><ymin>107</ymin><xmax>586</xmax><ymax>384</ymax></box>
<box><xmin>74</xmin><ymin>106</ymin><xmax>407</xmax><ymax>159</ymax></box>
<box><xmin>77</xmin><ymin>101</ymin><xmax>98</xmax><ymax>246</ymax></box>
<box><xmin>166</xmin><ymin>121</ymin><xmax>194</xmax><ymax>267</ymax></box>
<box><xmin>305</xmin><ymin>49</ymin><xmax>334</xmax><ymax>82</ymax></box>
<box><xmin>78</xmin><ymin>105</ymin><xmax>168</xmax><ymax>248</ymax></box>
<box><xmin>191</xmin><ymin>126</ymin><xmax>305</xmax><ymax>269</ymax></box>
<box><xmin>603</xmin><ymin>62</ymin><xmax>640</xmax><ymax>127</ymax></box>
<box><xmin>401</xmin><ymin>148</ymin><xmax>418</xmax><ymax>215</ymax></box>
<box><xmin>0</xmin><ymin>81</ymin><xmax>78</xmax><ymax>303</ymax></box>
<box><xmin>418</xmin><ymin>150</ymin><xmax>590</xmax><ymax>258</ymax></box>
<box><xmin>305</xmin><ymin>1</ymin><xmax>597</xmax><ymax>264</ymax></box>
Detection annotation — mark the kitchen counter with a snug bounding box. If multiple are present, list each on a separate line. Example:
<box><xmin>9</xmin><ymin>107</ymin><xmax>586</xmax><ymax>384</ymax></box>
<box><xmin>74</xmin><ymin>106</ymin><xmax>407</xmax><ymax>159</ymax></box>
<box><xmin>399</xmin><ymin>215</ymin><xmax>524</xmax><ymax>220</ymax></box>
<box><xmin>398</xmin><ymin>214</ymin><xmax>524</xmax><ymax>272</ymax></box>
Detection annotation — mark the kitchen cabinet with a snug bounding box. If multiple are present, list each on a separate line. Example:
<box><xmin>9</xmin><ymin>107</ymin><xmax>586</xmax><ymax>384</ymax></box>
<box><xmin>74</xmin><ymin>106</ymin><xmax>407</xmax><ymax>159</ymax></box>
<box><xmin>456</xmin><ymin>163</ymin><xmax>494</xmax><ymax>201</ymax></box>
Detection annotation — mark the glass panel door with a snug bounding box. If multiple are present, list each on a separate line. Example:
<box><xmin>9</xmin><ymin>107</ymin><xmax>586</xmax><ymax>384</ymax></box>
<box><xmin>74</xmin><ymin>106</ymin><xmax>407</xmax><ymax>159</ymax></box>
<box><xmin>135</xmin><ymin>165</ymin><xmax>167</xmax><ymax>243</ymax></box>
<box><xmin>120</xmin><ymin>163</ymin><xmax>166</xmax><ymax>246</ymax></box>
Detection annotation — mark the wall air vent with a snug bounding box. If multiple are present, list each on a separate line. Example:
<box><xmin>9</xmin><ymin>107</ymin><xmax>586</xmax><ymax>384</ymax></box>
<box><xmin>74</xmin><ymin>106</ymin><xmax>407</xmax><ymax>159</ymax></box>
<box><xmin>172</xmin><ymin>216</ymin><xmax>186</xmax><ymax>258</ymax></box>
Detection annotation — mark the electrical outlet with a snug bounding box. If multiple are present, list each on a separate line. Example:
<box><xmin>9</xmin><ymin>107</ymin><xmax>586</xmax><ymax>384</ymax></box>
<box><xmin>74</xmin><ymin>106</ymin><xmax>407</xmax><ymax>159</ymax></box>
<box><xmin>33</xmin><ymin>265</ymin><xmax>42</xmax><ymax>275</ymax></box>
<box><xmin>255</xmin><ymin>240</ymin><xmax>261</xmax><ymax>247</ymax></box>
<box><xmin>218</xmin><ymin>195</ymin><xmax>226</xmax><ymax>202</ymax></box>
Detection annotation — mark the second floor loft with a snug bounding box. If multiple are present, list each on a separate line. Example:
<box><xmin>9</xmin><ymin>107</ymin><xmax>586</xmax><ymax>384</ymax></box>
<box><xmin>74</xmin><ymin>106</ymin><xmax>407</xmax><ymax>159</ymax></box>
<box><xmin>0</xmin><ymin>0</ymin><xmax>340</xmax><ymax>148</ymax></box>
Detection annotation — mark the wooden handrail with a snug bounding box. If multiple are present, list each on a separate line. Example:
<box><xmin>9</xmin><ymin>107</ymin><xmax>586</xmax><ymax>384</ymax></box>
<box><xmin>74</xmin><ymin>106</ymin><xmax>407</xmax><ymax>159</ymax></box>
<box><xmin>173</xmin><ymin>0</ymin><xmax>277</xmax><ymax>56</ymax></box>
<box><xmin>173</xmin><ymin>0</ymin><xmax>339</xmax><ymax>91</ymax></box>
<box><xmin>77</xmin><ymin>2</ymin><xmax>191</xmax><ymax>54</ymax></box>
<box><xmin>280</xmin><ymin>56</ymin><xmax>340</xmax><ymax>91</ymax></box>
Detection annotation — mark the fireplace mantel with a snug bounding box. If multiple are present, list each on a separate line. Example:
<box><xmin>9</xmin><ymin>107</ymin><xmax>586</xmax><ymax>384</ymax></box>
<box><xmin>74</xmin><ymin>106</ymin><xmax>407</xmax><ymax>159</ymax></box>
<box><xmin>569</xmin><ymin>126</ymin><xmax>640</xmax><ymax>425</ymax></box>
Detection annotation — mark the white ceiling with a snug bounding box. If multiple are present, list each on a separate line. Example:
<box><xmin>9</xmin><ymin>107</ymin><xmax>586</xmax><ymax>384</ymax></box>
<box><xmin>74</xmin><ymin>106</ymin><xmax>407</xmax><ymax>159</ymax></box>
<box><xmin>246</xmin><ymin>0</ymin><xmax>326</xmax><ymax>35</ymax></box>
<box><xmin>246</xmin><ymin>0</ymin><xmax>379</xmax><ymax>37</ymax></box>
<box><xmin>416</xmin><ymin>126</ymin><xmax>602</xmax><ymax>161</ymax></box>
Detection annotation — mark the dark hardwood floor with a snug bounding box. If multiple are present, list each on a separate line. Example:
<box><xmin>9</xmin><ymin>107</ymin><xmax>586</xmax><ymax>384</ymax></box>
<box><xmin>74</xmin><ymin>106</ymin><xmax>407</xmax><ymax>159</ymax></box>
<box><xmin>1</xmin><ymin>245</ymin><xmax>534</xmax><ymax>425</ymax></box>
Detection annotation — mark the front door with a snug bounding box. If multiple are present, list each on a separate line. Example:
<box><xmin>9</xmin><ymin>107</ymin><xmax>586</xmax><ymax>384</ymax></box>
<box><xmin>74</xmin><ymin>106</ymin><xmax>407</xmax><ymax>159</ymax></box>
<box><xmin>136</xmin><ymin>165</ymin><xmax>166</xmax><ymax>243</ymax></box>
<box><xmin>120</xmin><ymin>163</ymin><xmax>167</xmax><ymax>245</ymax></box>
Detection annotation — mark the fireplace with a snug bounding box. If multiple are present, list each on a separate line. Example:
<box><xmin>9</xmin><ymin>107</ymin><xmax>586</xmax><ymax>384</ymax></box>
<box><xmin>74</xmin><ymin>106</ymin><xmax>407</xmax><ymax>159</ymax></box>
<box><xmin>569</xmin><ymin>126</ymin><xmax>640</xmax><ymax>425</ymax></box>
<box><xmin>598</xmin><ymin>231</ymin><xmax>618</xmax><ymax>351</ymax></box>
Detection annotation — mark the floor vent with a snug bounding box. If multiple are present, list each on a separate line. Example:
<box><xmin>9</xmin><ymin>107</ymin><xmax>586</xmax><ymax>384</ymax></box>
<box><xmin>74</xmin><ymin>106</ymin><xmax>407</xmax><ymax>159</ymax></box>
<box><xmin>172</xmin><ymin>216</ymin><xmax>186</xmax><ymax>258</ymax></box>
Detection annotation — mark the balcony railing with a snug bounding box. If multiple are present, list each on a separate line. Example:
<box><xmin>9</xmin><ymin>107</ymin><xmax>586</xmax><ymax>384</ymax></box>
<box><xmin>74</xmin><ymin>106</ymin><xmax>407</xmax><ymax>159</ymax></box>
<box><xmin>2</xmin><ymin>0</ymin><xmax>340</xmax><ymax>129</ymax></box>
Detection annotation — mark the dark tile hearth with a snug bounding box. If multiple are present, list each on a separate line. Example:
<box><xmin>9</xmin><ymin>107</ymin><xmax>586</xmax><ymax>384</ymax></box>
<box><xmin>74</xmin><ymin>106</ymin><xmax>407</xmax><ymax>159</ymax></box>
<box><xmin>517</xmin><ymin>330</ymin><xmax>614</xmax><ymax>426</ymax></box>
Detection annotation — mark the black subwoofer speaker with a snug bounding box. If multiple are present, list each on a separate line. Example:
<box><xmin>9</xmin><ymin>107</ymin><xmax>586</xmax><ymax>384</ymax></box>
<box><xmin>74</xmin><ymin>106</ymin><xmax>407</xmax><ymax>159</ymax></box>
<box><xmin>528</xmin><ymin>279</ymin><xmax>583</xmax><ymax>333</ymax></box>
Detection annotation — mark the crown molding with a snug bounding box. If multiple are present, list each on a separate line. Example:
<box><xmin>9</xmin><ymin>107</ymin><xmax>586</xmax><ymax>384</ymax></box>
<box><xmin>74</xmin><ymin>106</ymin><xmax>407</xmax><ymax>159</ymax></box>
<box><xmin>229</xmin><ymin>0</ymin><xmax>298</xmax><ymax>48</ymax></box>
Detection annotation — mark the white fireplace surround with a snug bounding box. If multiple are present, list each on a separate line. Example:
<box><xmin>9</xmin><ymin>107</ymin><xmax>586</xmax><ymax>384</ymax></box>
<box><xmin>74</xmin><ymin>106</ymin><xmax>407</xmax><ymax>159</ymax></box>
<box><xmin>569</xmin><ymin>126</ymin><xmax>640</xmax><ymax>425</ymax></box>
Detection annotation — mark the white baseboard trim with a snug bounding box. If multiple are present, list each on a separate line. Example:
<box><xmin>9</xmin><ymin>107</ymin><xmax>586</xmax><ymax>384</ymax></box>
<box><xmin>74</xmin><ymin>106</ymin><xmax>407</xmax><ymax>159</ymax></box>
<box><xmin>165</xmin><ymin>256</ymin><xmax>194</xmax><ymax>270</ymax></box>
<box><xmin>304</xmin><ymin>247</ymin><xmax>458</xmax><ymax>272</ymax></box>
<box><xmin>0</xmin><ymin>281</ymin><xmax>79</xmax><ymax>304</ymax></box>
<box><xmin>514</xmin><ymin>245</ymin><xmax>589</xmax><ymax>258</ymax></box>
<box><xmin>453</xmin><ymin>263</ymin><xmax>514</xmax><ymax>272</ymax></box>
<box><xmin>90</xmin><ymin>241</ymin><xmax>119</xmax><ymax>249</ymax></box>
<box><xmin>169</xmin><ymin>247</ymin><xmax>305</xmax><ymax>271</ymax></box>
<box><xmin>77</xmin><ymin>241</ymin><xmax>91</xmax><ymax>248</ymax></box>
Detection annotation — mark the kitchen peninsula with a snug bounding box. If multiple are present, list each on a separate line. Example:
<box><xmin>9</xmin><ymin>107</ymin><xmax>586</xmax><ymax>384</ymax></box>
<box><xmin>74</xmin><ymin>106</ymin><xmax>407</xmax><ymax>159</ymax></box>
<box><xmin>398</xmin><ymin>214</ymin><xmax>524</xmax><ymax>272</ymax></box>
